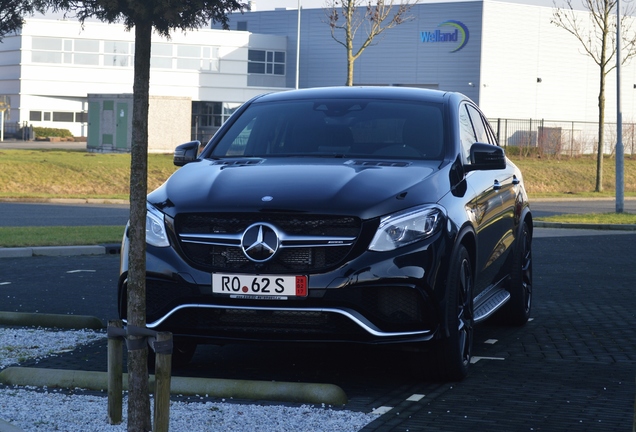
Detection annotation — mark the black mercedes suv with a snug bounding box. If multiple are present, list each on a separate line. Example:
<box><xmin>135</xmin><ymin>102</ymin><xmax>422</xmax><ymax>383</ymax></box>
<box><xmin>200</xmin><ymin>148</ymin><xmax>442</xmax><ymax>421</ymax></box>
<box><xmin>118</xmin><ymin>86</ymin><xmax>533</xmax><ymax>380</ymax></box>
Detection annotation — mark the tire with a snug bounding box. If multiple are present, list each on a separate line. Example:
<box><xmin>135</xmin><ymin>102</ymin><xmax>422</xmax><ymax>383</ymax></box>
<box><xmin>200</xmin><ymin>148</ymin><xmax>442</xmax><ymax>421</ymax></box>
<box><xmin>433</xmin><ymin>245</ymin><xmax>474</xmax><ymax>381</ymax></box>
<box><xmin>498</xmin><ymin>221</ymin><xmax>533</xmax><ymax>326</ymax></box>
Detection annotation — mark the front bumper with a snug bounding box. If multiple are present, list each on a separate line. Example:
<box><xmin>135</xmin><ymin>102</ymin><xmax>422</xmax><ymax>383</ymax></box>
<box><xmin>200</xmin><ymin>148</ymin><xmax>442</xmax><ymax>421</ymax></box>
<box><xmin>118</xmin><ymin>230</ymin><xmax>449</xmax><ymax>345</ymax></box>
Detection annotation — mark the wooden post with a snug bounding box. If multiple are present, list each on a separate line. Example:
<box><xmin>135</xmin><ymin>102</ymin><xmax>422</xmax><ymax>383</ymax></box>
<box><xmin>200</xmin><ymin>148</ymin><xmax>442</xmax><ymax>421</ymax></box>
<box><xmin>153</xmin><ymin>332</ymin><xmax>172</xmax><ymax>432</ymax></box>
<box><xmin>107</xmin><ymin>319</ymin><xmax>123</xmax><ymax>425</ymax></box>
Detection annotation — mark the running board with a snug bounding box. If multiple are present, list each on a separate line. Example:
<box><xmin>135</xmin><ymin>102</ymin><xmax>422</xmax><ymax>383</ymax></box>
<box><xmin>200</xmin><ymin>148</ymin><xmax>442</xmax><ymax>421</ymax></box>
<box><xmin>473</xmin><ymin>289</ymin><xmax>510</xmax><ymax>323</ymax></box>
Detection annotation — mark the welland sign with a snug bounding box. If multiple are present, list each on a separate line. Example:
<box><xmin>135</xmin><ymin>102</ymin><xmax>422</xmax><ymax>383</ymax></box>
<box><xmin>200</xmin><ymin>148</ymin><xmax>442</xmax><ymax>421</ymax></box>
<box><xmin>420</xmin><ymin>20</ymin><xmax>470</xmax><ymax>52</ymax></box>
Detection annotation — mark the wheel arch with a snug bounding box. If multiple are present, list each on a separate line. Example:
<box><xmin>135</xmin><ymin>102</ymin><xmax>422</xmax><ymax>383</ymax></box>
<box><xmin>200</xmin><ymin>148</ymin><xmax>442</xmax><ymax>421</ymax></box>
<box><xmin>438</xmin><ymin>225</ymin><xmax>476</xmax><ymax>338</ymax></box>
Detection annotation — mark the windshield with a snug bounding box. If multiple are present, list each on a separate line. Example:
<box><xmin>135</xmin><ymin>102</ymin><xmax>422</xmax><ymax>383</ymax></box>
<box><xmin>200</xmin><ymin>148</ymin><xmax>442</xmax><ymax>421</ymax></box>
<box><xmin>209</xmin><ymin>98</ymin><xmax>445</xmax><ymax>160</ymax></box>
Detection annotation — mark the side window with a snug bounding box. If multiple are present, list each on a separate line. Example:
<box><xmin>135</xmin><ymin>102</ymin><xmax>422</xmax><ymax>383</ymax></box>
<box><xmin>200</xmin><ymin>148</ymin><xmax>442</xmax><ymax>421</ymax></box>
<box><xmin>484</xmin><ymin>119</ymin><xmax>499</xmax><ymax>145</ymax></box>
<box><xmin>466</xmin><ymin>105</ymin><xmax>490</xmax><ymax>144</ymax></box>
<box><xmin>458</xmin><ymin>104</ymin><xmax>475</xmax><ymax>163</ymax></box>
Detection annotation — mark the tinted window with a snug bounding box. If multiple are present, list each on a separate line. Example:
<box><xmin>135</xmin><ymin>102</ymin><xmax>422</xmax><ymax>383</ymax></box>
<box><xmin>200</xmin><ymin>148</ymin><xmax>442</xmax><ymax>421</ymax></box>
<box><xmin>210</xmin><ymin>99</ymin><xmax>445</xmax><ymax>160</ymax></box>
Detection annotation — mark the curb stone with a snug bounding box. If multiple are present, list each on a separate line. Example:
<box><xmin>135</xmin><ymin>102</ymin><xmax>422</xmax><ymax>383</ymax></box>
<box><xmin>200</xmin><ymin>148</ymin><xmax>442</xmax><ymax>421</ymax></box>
<box><xmin>0</xmin><ymin>367</ymin><xmax>348</xmax><ymax>406</ymax></box>
<box><xmin>0</xmin><ymin>311</ymin><xmax>105</xmax><ymax>330</ymax></box>
<box><xmin>0</xmin><ymin>419</ymin><xmax>23</xmax><ymax>432</ymax></box>
<box><xmin>533</xmin><ymin>221</ymin><xmax>636</xmax><ymax>230</ymax></box>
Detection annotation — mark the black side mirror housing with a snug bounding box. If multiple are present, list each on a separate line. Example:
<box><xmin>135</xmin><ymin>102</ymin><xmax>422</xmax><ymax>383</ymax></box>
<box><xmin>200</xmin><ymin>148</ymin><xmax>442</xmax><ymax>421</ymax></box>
<box><xmin>173</xmin><ymin>141</ymin><xmax>201</xmax><ymax>167</ymax></box>
<box><xmin>464</xmin><ymin>143</ymin><xmax>507</xmax><ymax>172</ymax></box>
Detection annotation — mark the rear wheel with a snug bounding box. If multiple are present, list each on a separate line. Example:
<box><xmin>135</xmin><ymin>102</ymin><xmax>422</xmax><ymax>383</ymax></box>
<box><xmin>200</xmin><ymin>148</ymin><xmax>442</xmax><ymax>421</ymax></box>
<box><xmin>498</xmin><ymin>221</ymin><xmax>532</xmax><ymax>326</ymax></box>
<box><xmin>432</xmin><ymin>245</ymin><xmax>474</xmax><ymax>381</ymax></box>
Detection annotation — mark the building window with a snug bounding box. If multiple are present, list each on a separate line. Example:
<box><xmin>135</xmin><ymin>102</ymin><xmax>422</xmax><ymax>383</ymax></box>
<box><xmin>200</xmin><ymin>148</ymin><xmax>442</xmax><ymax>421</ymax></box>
<box><xmin>175</xmin><ymin>45</ymin><xmax>220</xmax><ymax>71</ymax></box>
<box><xmin>192</xmin><ymin>102</ymin><xmax>241</xmax><ymax>128</ymax></box>
<box><xmin>43</xmin><ymin>112</ymin><xmax>51</xmax><ymax>121</ymax></box>
<box><xmin>151</xmin><ymin>43</ymin><xmax>173</xmax><ymax>69</ymax></box>
<box><xmin>248</xmin><ymin>50</ymin><xmax>285</xmax><ymax>75</ymax></box>
<box><xmin>75</xmin><ymin>112</ymin><xmax>88</xmax><ymax>122</ymax></box>
<box><xmin>30</xmin><ymin>111</ymin><xmax>42</xmax><ymax>121</ymax></box>
<box><xmin>32</xmin><ymin>37</ymin><xmax>99</xmax><ymax>66</ymax></box>
<box><xmin>104</xmin><ymin>41</ymin><xmax>133</xmax><ymax>67</ymax></box>
<box><xmin>53</xmin><ymin>112</ymin><xmax>74</xmax><ymax>122</ymax></box>
<box><xmin>237</xmin><ymin>21</ymin><xmax>248</xmax><ymax>31</ymax></box>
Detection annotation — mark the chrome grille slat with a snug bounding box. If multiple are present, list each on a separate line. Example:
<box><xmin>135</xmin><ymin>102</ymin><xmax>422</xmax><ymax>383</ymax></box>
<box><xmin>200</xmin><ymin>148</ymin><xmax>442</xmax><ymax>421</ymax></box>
<box><xmin>174</xmin><ymin>213</ymin><xmax>361</xmax><ymax>273</ymax></box>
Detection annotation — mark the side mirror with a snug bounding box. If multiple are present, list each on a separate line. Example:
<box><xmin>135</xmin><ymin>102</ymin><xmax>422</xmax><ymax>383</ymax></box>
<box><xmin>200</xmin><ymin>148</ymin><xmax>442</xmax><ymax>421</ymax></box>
<box><xmin>464</xmin><ymin>143</ymin><xmax>506</xmax><ymax>172</ymax></box>
<box><xmin>173</xmin><ymin>141</ymin><xmax>201</xmax><ymax>167</ymax></box>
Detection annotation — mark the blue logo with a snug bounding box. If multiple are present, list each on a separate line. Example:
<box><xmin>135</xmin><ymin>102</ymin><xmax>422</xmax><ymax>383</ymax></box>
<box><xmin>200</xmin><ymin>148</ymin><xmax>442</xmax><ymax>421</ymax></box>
<box><xmin>420</xmin><ymin>20</ymin><xmax>469</xmax><ymax>53</ymax></box>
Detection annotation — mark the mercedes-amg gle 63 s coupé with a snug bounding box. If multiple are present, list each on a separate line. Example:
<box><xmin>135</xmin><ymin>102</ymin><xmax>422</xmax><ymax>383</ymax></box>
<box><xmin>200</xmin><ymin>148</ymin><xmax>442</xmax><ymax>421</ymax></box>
<box><xmin>118</xmin><ymin>86</ymin><xmax>533</xmax><ymax>380</ymax></box>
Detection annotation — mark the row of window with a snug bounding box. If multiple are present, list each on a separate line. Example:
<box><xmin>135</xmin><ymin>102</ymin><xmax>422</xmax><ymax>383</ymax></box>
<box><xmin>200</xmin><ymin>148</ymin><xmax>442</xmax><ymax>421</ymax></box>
<box><xmin>30</xmin><ymin>37</ymin><xmax>285</xmax><ymax>75</ymax></box>
<box><xmin>30</xmin><ymin>111</ymin><xmax>86</xmax><ymax>123</ymax></box>
<box><xmin>29</xmin><ymin>102</ymin><xmax>240</xmax><ymax>127</ymax></box>
<box><xmin>191</xmin><ymin>101</ymin><xmax>242</xmax><ymax>128</ymax></box>
<box><xmin>247</xmin><ymin>50</ymin><xmax>285</xmax><ymax>75</ymax></box>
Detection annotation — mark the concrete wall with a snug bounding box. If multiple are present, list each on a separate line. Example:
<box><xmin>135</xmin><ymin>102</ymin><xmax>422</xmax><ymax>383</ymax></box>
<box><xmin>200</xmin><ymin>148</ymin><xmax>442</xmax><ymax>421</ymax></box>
<box><xmin>87</xmin><ymin>94</ymin><xmax>191</xmax><ymax>153</ymax></box>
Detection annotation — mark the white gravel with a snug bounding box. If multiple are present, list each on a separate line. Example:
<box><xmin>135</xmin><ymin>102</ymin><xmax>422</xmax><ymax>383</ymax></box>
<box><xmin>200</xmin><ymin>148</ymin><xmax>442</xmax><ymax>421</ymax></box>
<box><xmin>0</xmin><ymin>328</ymin><xmax>377</xmax><ymax>431</ymax></box>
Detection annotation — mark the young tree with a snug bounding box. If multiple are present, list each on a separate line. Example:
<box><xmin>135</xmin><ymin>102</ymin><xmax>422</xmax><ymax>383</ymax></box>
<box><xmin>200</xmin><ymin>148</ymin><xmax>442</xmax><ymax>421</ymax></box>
<box><xmin>552</xmin><ymin>0</ymin><xmax>636</xmax><ymax>192</ymax></box>
<box><xmin>0</xmin><ymin>0</ymin><xmax>47</xmax><ymax>41</ymax></box>
<box><xmin>325</xmin><ymin>0</ymin><xmax>414</xmax><ymax>86</ymax></box>
<box><xmin>52</xmin><ymin>1</ymin><xmax>245</xmax><ymax>430</ymax></box>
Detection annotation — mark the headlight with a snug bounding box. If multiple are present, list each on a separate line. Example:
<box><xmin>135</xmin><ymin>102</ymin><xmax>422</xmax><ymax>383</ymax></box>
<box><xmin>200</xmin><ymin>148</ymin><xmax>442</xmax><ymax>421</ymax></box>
<box><xmin>146</xmin><ymin>203</ymin><xmax>170</xmax><ymax>247</ymax></box>
<box><xmin>369</xmin><ymin>206</ymin><xmax>442</xmax><ymax>252</ymax></box>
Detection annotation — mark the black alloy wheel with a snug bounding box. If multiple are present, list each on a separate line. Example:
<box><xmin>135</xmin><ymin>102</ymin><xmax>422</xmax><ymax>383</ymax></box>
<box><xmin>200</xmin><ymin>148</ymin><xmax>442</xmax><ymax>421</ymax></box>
<box><xmin>434</xmin><ymin>244</ymin><xmax>474</xmax><ymax>381</ymax></box>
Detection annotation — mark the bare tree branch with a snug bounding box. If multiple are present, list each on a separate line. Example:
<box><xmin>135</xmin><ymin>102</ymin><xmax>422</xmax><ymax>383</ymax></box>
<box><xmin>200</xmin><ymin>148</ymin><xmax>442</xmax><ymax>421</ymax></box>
<box><xmin>552</xmin><ymin>0</ymin><xmax>636</xmax><ymax>192</ymax></box>
<box><xmin>324</xmin><ymin>0</ymin><xmax>415</xmax><ymax>85</ymax></box>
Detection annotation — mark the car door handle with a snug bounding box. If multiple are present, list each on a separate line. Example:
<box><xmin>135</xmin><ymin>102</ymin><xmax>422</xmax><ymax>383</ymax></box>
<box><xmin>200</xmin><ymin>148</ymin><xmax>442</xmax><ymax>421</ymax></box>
<box><xmin>493</xmin><ymin>179</ymin><xmax>501</xmax><ymax>190</ymax></box>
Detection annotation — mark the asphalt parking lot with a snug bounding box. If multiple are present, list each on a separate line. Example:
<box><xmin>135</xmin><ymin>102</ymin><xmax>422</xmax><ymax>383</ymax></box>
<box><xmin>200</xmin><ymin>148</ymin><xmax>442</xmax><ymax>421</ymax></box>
<box><xmin>1</xmin><ymin>227</ymin><xmax>634</xmax><ymax>431</ymax></box>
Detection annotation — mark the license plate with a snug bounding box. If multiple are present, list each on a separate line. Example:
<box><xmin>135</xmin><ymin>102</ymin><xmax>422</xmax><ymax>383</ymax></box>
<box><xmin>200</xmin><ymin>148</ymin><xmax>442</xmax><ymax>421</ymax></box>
<box><xmin>212</xmin><ymin>274</ymin><xmax>308</xmax><ymax>299</ymax></box>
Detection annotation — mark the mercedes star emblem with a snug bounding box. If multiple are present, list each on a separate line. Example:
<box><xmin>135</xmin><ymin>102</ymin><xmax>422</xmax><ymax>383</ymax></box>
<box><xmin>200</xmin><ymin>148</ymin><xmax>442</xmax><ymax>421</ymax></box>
<box><xmin>241</xmin><ymin>223</ymin><xmax>280</xmax><ymax>262</ymax></box>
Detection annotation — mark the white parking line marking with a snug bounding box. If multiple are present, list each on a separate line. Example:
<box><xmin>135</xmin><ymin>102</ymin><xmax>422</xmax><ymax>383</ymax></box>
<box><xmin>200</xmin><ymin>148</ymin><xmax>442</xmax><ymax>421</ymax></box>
<box><xmin>470</xmin><ymin>356</ymin><xmax>505</xmax><ymax>364</ymax></box>
<box><xmin>371</xmin><ymin>406</ymin><xmax>393</xmax><ymax>415</ymax></box>
<box><xmin>406</xmin><ymin>394</ymin><xmax>425</xmax><ymax>402</ymax></box>
<box><xmin>484</xmin><ymin>339</ymin><xmax>498</xmax><ymax>344</ymax></box>
<box><xmin>0</xmin><ymin>282</ymin><xmax>11</xmax><ymax>286</ymax></box>
<box><xmin>66</xmin><ymin>270</ymin><xmax>97</xmax><ymax>274</ymax></box>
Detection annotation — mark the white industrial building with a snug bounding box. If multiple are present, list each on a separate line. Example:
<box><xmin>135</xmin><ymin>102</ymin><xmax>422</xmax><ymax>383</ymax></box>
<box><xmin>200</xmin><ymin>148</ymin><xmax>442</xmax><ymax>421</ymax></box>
<box><xmin>0</xmin><ymin>18</ymin><xmax>288</xmax><ymax>149</ymax></box>
<box><xmin>1</xmin><ymin>0</ymin><xmax>635</xmax><ymax>153</ymax></box>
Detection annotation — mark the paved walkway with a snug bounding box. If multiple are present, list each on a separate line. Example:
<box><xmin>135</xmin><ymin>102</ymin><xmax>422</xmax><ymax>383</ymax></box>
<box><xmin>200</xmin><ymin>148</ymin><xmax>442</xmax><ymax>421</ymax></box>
<box><xmin>2</xmin><ymin>229</ymin><xmax>634</xmax><ymax>431</ymax></box>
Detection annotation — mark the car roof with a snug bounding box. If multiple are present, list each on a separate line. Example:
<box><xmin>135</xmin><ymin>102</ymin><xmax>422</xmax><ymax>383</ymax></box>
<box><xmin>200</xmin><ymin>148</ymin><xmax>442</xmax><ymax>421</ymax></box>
<box><xmin>252</xmin><ymin>86</ymin><xmax>455</xmax><ymax>104</ymax></box>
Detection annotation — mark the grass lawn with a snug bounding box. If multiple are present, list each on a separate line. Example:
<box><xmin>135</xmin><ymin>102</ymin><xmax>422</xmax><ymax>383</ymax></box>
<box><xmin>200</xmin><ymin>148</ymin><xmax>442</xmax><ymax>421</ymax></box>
<box><xmin>0</xmin><ymin>149</ymin><xmax>634</xmax><ymax>247</ymax></box>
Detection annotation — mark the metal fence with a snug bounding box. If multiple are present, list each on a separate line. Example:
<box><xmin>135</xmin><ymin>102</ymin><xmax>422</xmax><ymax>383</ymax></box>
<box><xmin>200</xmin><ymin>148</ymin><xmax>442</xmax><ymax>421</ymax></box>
<box><xmin>489</xmin><ymin>118</ymin><xmax>636</xmax><ymax>157</ymax></box>
<box><xmin>1</xmin><ymin>121</ymin><xmax>34</xmax><ymax>141</ymax></box>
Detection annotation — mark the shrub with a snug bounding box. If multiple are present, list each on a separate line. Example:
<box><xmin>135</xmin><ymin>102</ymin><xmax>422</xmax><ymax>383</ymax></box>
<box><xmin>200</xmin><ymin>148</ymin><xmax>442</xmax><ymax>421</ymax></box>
<box><xmin>33</xmin><ymin>127</ymin><xmax>74</xmax><ymax>139</ymax></box>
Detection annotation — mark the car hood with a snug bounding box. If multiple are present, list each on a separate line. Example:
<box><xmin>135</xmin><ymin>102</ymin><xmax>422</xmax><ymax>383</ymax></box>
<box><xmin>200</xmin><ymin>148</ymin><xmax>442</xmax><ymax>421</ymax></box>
<box><xmin>150</xmin><ymin>158</ymin><xmax>445</xmax><ymax>219</ymax></box>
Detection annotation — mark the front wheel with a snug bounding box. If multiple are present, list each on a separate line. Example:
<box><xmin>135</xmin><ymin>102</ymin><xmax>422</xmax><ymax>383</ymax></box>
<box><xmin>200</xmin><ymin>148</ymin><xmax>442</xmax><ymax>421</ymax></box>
<box><xmin>432</xmin><ymin>245</ymin><xmax>474</xmax><ymax>381</ymax></box>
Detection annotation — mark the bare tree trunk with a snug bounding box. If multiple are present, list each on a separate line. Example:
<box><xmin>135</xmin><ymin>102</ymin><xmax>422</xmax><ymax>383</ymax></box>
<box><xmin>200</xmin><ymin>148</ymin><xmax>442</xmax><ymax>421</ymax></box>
<box><xmin>127</xmin><ymin>20</ymin><xmax>152</xmax><ymax>432</ymax></box>
<box><xmin>596</xmin><ymin>68</ymin><xmax>605</xmax><ymax>192</ymax></box>
<box><xmin>595</xmin><ymin>24</ymin><xmax>608</xmax><ymax>193</ymax></box>
<box><xmin>345</xmin><ymin>4</ymin><xmax>354</xmax><ymax>86</ymax></box>
<box><xmin>346</xmin><ymin>52</ymin><xmax>354</xmax><ymax>86</ymax></box>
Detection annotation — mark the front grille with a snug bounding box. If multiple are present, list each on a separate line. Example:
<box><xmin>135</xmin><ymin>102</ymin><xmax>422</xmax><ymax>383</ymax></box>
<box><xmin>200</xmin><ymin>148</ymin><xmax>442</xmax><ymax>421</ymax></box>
<box><xmin>173</xmin><ymin>213</ymin><xmax>361</xmax><ymax>273</ymax></box>
<box><xmin>177</xmin><ymin>213</ymin><xmax>360</xmax><ymax>237</ymax></box>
